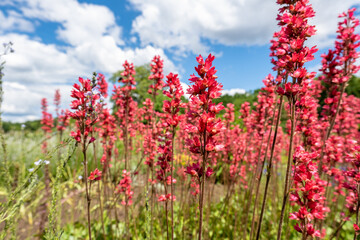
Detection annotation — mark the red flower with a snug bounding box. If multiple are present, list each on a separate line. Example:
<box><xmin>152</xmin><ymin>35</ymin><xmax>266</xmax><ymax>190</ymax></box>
<box><xmin>88</xmin><ymin>168</ymin><xmax>102</xmax><ymax>181</ymax></box>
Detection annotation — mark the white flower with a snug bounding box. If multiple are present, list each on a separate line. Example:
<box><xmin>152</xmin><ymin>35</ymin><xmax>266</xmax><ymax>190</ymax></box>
<box><xmin>78</xmin><ymin>175</ymin><xmax>83</xmax><ymax>180</ymax></box>
<box><xmin>99</xmin><ymin>96</ymin><xmax>105</xmax><ymax>102</ymax></box>
<box><xmin>84</xmin><ymin>92</ymin><xmax>92</xmax><ymax>97</ymax></box>
<box><xmin>44</xmin><ymin>160</ymin><xmax>50</xmax><ymax>165</ymax></box>
<box><xmin>28</xmin><ymin>168</ymin><xmax>34</xmax><ymax>172</ymax></box>
<box><xmin>34</xmin><ymin>159</ymin><xmax>42</xmax><ymax>166</ymax></box>
<box><xmin>21</xmin><ymin>124</ymin><xmax>26</xmax><ymax>129</ymax></box>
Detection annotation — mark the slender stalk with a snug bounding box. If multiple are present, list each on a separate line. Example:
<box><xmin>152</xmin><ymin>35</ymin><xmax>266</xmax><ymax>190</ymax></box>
<box><xmin>198</xmin><ymin>127</ymin><xmax>208</xmax><ymax>240</ymax></box>
<box><xmin>277</xmin><ymin>97</ymin><xmax>296</xmax><ymax>240</ymax></box>
<box><xmin>150</xmin><ymin>85</ymin><xmax>158</xmax><ymax>240</ymax></box>
<box><xmin>198</xmin><ymin>153</ymin><xmax>207</xmax><ymax>240</ymax></box>
<box><xmin>354</xmin><ymin>184</ymin><xmax>360</xmax><ymax>240</ymax></box>
<box><xmin>97</xmin><ymin>180</ymin><xmax>106</xmax><ymax>240</ymax></box>
<box><xmin>243</xmin><ymin>111</ymin><xmax>271</xmax><ymax>239</ymax></box>
<box><xmin>250</xmin><ymin>116</ymin><xmax>275</xmax><ymax>239</ymax></box>
<box><xmin>83</xmin><ymin>145</ymin><xmax>92</xmax><ymax>240</ymax></box>
<box><xmin>329</xmin><ymin>220</ymin><xmax>346</xmax><ymax>240</ymax></box>
<box><xmin>91</xmin><ymin>132</ymin><xmax>106</xmax><ymax>239</ymax></box>
<box><xmin>164</xmin><ymin>181</ymin><xmax>170</xmax><ymax>240</ymax></box>
<box><xmin>318</xmin><ymin>75</ymin><xmax>347</xmax><ymax>175</ymax></box>
<box><xmin>124</xmin><ymin>80</ymin><xmax>130</xmax><ymax>239</ymax></box>
<box><xmin>241</xmin><ymin>168</ymin><xmax>257</xmax><ymax>239</ymax></box>
<box><xmin>170</xmin><ymin>128</ymin><xmax>175</xmax><ymax>240</ymax></box>
<box><xmin>256</xmin><ymin>95</ymin><xmax>284</xmax><ymax>240</ymax></box>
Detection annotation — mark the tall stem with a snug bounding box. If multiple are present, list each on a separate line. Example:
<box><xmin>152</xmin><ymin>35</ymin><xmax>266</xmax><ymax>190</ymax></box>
<box><xmin>243</xmin><ymin>111</ymin><xmax>271</xmax><ymax>239</ymax></box>
<box><xmin>256</xmin><ymin>95</ymin><xmax>284</xmax><ymax>240</ymax></box>
<box><xmin>150</xmin><ymin>87</ymin><xmax>157</xmax><ymax>240</ymax></box>
<box><xmin>97</xmin><ymin>180</ymin><xmax>106</xmax><ymax>240</ymax></box>
<box><xmin>164</xmin><ymin>181</ymin><xmax>170</xmax><ymax>240</ymax></box>
<box><xmin>277</xmin><ymin>97</ymin><xmax>296</xmax><ymax>240</ymax></box>
<box><xmin>124</xmin><ymin>81</ymin><xmax>130</xmax><ymax>239</ymax></box>
<box><xmin>92</xmin><ymin>132</ymin><xmax>105</xmax><ymax>239</ymax></box>
<box><xmin>198</xmin><ymin>153</ymin><xmax>207</xmax><ymax>240</ymax></box>
<box><xmin>318</xmin><ymin>75</ymin><xmax>347</xmax><ymax>175</ymax></box>
<box><xmin>171</xmin><ymin>129</ymin><xmax>175</xmax><ymax>240</ymax></box>
<box><xmin>250</xmin><ymin>109</ymin><xmax>276</xmax><ymax>240</ymax></box>
<box><xmin>198</xmin><ymin>128</ymin><xmax>208</xmax><ymax>240</ymax></box>
<box><xmin>83</xmin><ymin>144</ymin><xmax>92</xmax><ymax>240</ymax></box>
<box><xmin>354</xmin><ymin>184</ymin><xmax>360</xmax><ymax>240</ymax></box>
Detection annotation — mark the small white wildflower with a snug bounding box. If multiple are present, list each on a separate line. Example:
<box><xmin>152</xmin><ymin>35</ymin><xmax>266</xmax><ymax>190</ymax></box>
<box><xmin>99</xmin><ymin>96</ymin><xmax>105</xmax><ymax>102</ymax></box>
<box><xmin>84</xmin><ymin>92</ymin><xmax>92</xmax><ymax>97</ymax></box>
<box><xmin>44</xmin><ymin>160</ymin><xmax>50</xmax><ymax>165</ymax></box>
<box><xmin>28</xmin><ymin>168</ymin><xmax>34</xmax><ymax>172</ymax></box>
<box><xmin>21</xmin><ymin>124</ymin><xmax>25</xmax><ymax>129</ymax></box>
<box><xmin>78</xmin><ymin>175</ymin><xmax>83</xmax><ymax>180</ymax></box>
<box><xmin>34</xmin><ymin>159</ymin><xmax>42</xmax><ymax>166</ymax></box>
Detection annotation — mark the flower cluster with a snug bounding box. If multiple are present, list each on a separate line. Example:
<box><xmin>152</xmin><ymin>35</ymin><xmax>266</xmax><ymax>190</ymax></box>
<box><xmin>271</xmin><ymin>0</ymin><xmax>317</xmax><ymax>98</ymax></box>
<box><xmin>142</xmin><ymin>99</ymin><xmax>157</xmax><ymax>172</ymax></box>
<box><xmin>96</xmin><ymin>73</ymin><xmax>108</xmax><ymax>98</ymax></box>
<box><xmin>156</xmin><ymin>73</ymin><xmax>184</xmax><ymax>202</ymax></box>
<box><xmin>57</xmin><ymin>109</ymin><xmax>70</xmax><ymax>132</ymax></box>
<box><xmin>343</xmin><ymin>146</ymin><xmax>360</xmax><ymax>228</ymax></box>
<box><xmin>98</xmin><ymin>108</ymin><xmax>116</xmax><ymax>169</ymax></box>
<box><xmin>54</xmin><ymin>89</ymin><xmax>61</xmax><ymax>117</ymax></box>
<box><xmin>319</xmin><ymin>8</ymin><xmax>360</xmax><ymax>123</ymax></box>
<box><xmin>289</xmin><ymin>146</ymin><xmax>327</xmax><ymax>238</ymax></box>
<box><xmin>112</xmin><ymin>62</ymin><xmax>137</xmax><ymax>141</ymax></box>
<box><xmin>88</xmin><ymin>168</ymin><xmax>102</xmax><ymax>181</ymax></box>
<box><xmin>148</xmin><ymin>55</ymin><xmax>164</xmax><ymax>95</ymax></box>
<box><xmin>185</xmin><ymin>54</ymin><xmax>224</xmax><ymax>207</ymax></box>
<box><xmin>115</xmin><ymin>170</ymin><xmax>134</xmax><ymax>206</ymax></box>
<box><xmin>40</xmin><ymin>98</ymin><xmax>53</xmax><ymax>153</ymax></box>
<box><xmin>41</xmin><ymin>98</ymin><xmax>54</xmax><ymax>134</ymax></box>
<box><xmin>69</xmin><ymin>77</ymin><xmax>99</xmax><ymax>144</ymax></box>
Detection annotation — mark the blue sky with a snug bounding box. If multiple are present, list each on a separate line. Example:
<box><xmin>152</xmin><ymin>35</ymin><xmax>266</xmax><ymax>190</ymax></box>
<box><xmin>0</xmin><ymin>0</ymin><xmax>359</xmax><ymax>122</ymax></box>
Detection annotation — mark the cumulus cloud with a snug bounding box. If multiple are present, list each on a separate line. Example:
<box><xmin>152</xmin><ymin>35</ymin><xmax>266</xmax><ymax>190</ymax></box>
<box><xmin>309</xmin><ymin>1</ymin><xmax>360</xmax><ymax>49</ymax></box>
<box><xmin>0</xmin><ymin>10</ymin><xmax>34</xmax><ymax>34</ymax></box>
<box><xmin>1</xmin><ymin>0</ymin><xmax>360</xmax><ymax>122</ymax></box>
<box><xmin>0</xmin><ymin>0</ymin><xmax>179</xmax><ymax>122</ymax></box>
<box><xmin>16</xmin><ymin>0</ymin><xmax>124</xmax><ymax>46</ymax></box>
<box><xmin>222</xmin><ymin>88</ymin><xmax>246</xmax><ymax>96</ymax></box>
<box><xmin>129</xmin><ymin>0</ymin><xmax>360</xmax><ymax>55</ymax></box>
<box><xmin>130</xmin><ymin>0</ymin><xmax>277</xmax><ymax>55</ymax></box>
<box><xmin>0</xmin><ymin>33</ymin><xmax>177</xmax><ymax>122</ymax></box>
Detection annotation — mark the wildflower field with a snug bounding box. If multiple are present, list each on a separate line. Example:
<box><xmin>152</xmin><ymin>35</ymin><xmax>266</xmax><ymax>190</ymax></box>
<box><xmin>1</xmin><ymin>0</ymin><xmax>360</xmax><ymax>239</ymax></box>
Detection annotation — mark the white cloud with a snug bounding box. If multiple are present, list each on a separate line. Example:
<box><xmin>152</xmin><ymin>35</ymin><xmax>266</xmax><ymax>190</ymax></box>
<box><xmin>0</xmin><ymin>10</ymin><xmax>34</xmax><ymax>33</ymax></box>
<box><xmin>309</xmin><ymin>1</ymin><xmax>360</xmax><ymax>49</ymax></box>
<box><xmin>129</xmin><ymin>0</ymin><xmax>360</xmax><ymax>55</ymax></box>
<box><xmin>130</xmin><ymin>0</ymin><xmax>277</xmax><ymax>55</ymax></box>
<box><xmin>180</xmin><ymin>81</ymin><xmax>190</xmax><ymax>99</ymax></box>
<box><xmin>17</xmin><ymin>0</ymin><xmax>124</xmax><ymax>46</ymax></box>
<box><xmin>0</xmin><ymin>0</ymin><xmax>180</xmax><ymax>122</ymax></box>
<box><xmin>222</xmin><ymin>88</ymin><xmax>246</xmax><ymax>96</ymax></box>
<box><xmin>1</xmin><ymin>0</ymin><xmax>360</xmax><ymax>122</ymax></box>
<box><xmin>0</xmin><ymin>33</ymin><xmax>178</xmax><ymax>122</ymax></box>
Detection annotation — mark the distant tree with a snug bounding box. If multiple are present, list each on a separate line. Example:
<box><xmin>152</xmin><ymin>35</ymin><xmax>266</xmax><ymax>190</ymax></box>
<box><xmin>346</xmin><ymin>75</ymin><xmax>360</xmax><ymax>98</ymax></box>
<box><xmin>213</xmin><ymin>89</ymin><xmax>260</xmax><ymax>111</ymax></box>
<box><xmin>1</xmin><ymin>120</ymin><xmax>42</xmax><ymax>132</ymax></box>
<box><xmin>110</xmin><ymin>64</ymin><xmax>168</xmax><ymax>112</ymax></box>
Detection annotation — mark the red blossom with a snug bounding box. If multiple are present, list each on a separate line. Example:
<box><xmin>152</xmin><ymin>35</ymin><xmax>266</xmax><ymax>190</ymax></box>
<box><xmin>88</xmin><ymin>168</ymin><xmax>102</xmax><ymax>181</ymax></box>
